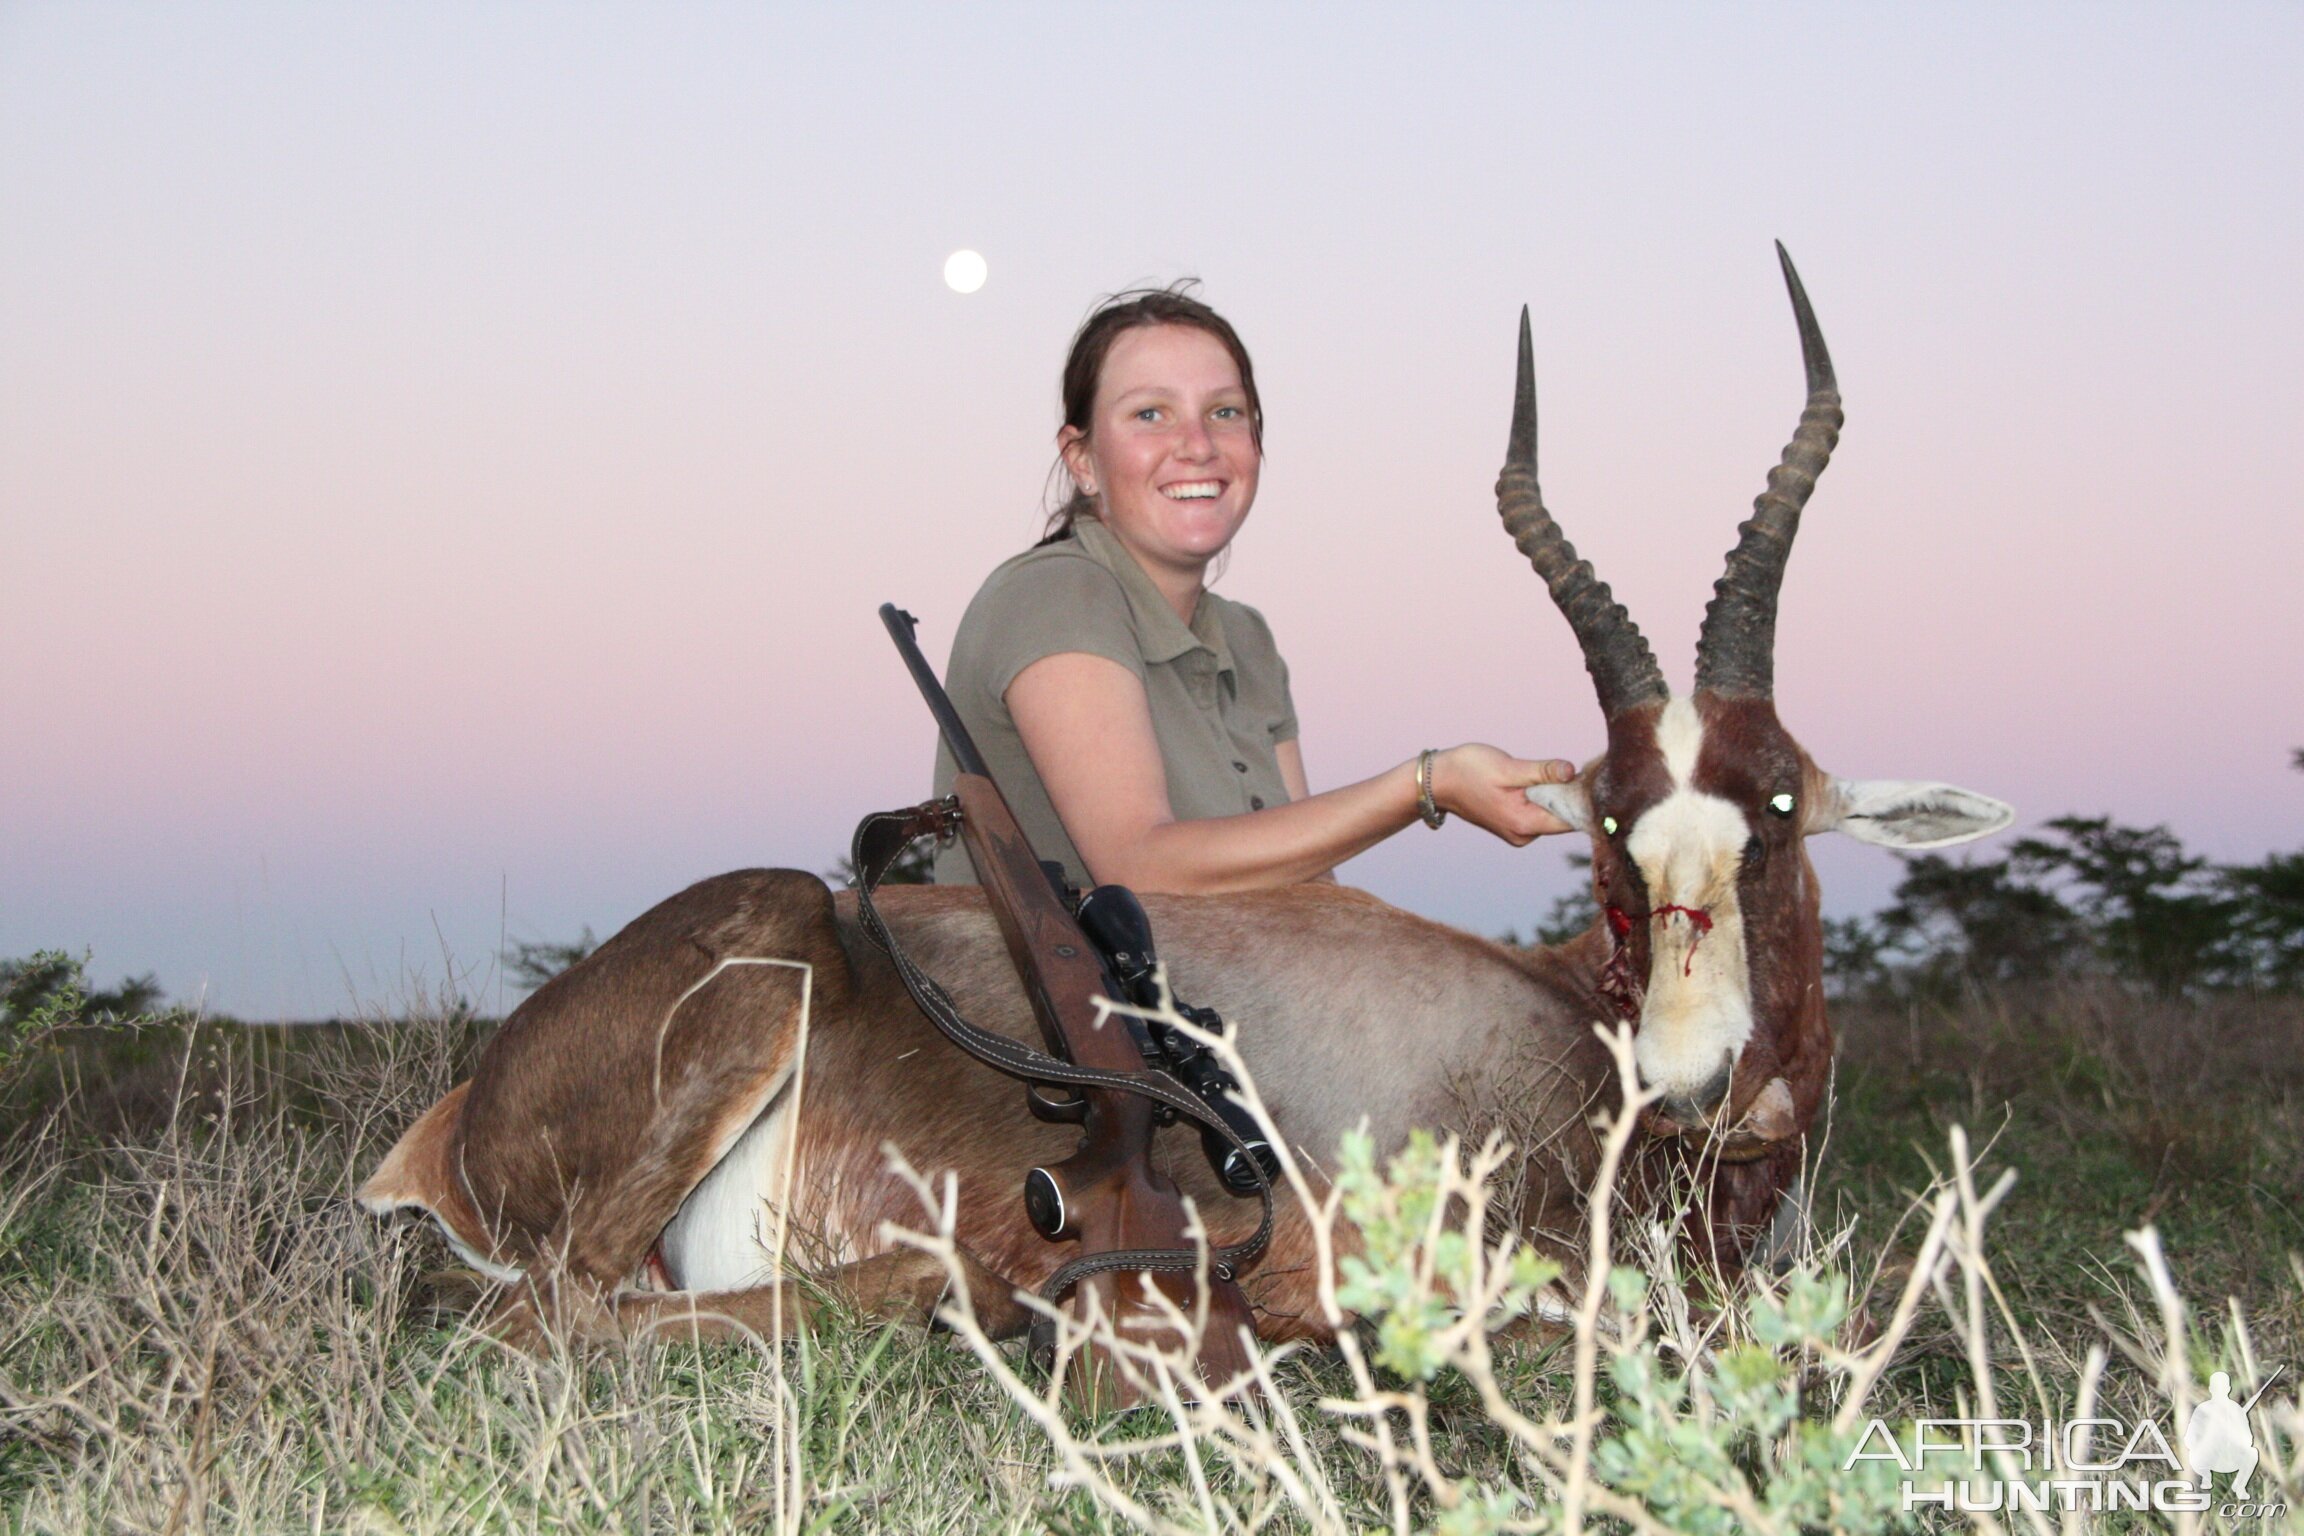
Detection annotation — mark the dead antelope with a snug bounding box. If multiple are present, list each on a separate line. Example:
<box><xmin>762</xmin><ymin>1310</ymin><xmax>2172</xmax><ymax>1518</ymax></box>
<box><xmin>360</xmin><ymin>246</ymin><xmax>2012</xmax><ymax>1346</ymax></box>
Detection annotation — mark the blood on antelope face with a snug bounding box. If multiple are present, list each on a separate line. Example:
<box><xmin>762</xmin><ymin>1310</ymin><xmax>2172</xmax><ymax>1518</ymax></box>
<box><xmin>1509</xmin><ymin>246</ymin><xmax>2012</xmax><ymax>1158</ymax></box>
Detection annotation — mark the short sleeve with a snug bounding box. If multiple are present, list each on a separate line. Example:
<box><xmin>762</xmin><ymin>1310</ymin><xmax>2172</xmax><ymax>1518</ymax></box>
<box><xmin>948</xmin><ymin>549</ymin><xmax>1146</xmax><ymax>717</ymax></box>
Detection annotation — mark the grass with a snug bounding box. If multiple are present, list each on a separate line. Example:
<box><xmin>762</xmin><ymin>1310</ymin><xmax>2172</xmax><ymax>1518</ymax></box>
<box><xmin>0</xmin><ymin>980</ymin><xmax>2298</xmax><ymax>1532</ymax></box>
<box><xmin>1830</xmin><ymin>983</ymin><xmax>2304</xmax><ymax>1359</ymax></box>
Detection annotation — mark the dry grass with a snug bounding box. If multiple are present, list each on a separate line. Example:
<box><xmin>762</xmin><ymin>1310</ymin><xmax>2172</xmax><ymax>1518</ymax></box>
<box><xmin>0</xmin><ymin>981</ymin><xmax>2299</xmax><ymax>1532</ymax></box>
<box><xmin>1831</xmin><ymin>980</ymin><xmax>2304</xmax><ymax>1352</ymax></box>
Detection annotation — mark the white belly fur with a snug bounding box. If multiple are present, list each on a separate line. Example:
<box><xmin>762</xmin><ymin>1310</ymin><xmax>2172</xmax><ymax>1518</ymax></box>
<box><xmin>651</xmin><ymin>952</ymin><xmax>817</xmax><ymax>1294</ymax></box>
<box><xmin>657</xmin><ymin>1074</ymin><xmax>796</xmax><ymax>1293</ymax></box>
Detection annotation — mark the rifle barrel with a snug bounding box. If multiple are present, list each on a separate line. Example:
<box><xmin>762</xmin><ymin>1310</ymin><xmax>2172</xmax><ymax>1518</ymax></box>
<box><xmin>881</xmin><ymin>604</ymin><xmax>991</xmax><ymax>779</ymax></box>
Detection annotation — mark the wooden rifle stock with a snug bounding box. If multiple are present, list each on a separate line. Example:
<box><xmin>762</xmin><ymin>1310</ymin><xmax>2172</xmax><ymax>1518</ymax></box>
<box><xmin>951</xmin><ymin>774</ymin><xmax>1134</xmax><ymax>1073</ymax></box>
<box><xmin>878</xmin><ymin>606</ymin><xmax>1254</xmax><ymax>1402</ymax></box>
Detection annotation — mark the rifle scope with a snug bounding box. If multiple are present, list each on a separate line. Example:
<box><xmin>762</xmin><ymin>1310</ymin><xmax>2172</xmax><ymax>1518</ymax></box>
<box><xmin>1075</xmin><ymin>885</ymin><xmax>1279</xmax><ymax>1195</ymax></box>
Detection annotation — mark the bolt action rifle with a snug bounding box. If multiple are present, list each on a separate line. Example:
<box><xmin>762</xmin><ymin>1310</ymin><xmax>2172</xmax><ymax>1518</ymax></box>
<box><xmin>849</xmin><ymin>604</ymin><xmax>1272</xmax><ymax>1402</ymax></box>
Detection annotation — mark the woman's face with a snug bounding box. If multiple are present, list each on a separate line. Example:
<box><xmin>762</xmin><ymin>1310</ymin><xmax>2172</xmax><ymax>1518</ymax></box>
<box><xmin>1061</xmin><ymin>323</ymin><xmax>1261</xmax><ymax>585</ymax></box>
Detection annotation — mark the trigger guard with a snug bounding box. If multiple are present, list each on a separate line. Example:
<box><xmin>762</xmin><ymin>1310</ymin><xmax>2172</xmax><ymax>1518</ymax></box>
<box><xmin>1027</xmin><ymin>1081</ymin><xmax>1088</xmax><ymax>1124</ymax></box>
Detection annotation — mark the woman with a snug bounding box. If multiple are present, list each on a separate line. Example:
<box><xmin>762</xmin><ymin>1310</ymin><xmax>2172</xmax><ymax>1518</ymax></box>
<box><xmin>932</xmin><ymin>284</ymin><xmax>1574</xmax><ymax>894</ymax></box>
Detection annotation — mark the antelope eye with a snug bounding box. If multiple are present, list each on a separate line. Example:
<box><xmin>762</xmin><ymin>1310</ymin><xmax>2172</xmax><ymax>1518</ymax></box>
<box><xmin>1601</xmin><ymin>815</ymin><xmax>1620</xmax><ymax>837</ymax></box>
<box><xmin>1767</xmin><ymin>793</ymin><xmax>1796</xmax><ymax>817</ymax></box>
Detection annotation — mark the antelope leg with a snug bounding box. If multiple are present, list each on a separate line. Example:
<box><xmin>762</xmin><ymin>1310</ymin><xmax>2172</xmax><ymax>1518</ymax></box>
<box><xmin>610</xmin><ymin>1246</ymin><xmax>1035</xmax><ymax>1344</ymax></box>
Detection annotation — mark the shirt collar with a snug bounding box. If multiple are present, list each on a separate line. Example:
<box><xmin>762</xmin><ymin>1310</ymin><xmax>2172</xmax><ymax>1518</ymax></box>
<box><xmin>1073</xmin><ymin>518</ymin><xmax>1235</xmax><ymax>675</ymax></box>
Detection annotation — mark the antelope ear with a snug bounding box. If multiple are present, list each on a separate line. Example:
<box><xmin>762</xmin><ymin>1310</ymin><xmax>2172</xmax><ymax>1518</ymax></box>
<box><xmin>1817</xmin><ymin>779</ymin><xmax>2015</xmax><ymax>849</ymax></box>
<box><xmin>1524</xmin><ymin>779</ymin><xmax>1595</xmax><ymax>834</ymax></box>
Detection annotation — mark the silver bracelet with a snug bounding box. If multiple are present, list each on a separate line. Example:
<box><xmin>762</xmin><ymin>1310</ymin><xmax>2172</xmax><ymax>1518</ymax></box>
<box><xmin>1416</xmin><ymin>749</ymin><xmax>1447</xmax><ymax>829</ymax></box>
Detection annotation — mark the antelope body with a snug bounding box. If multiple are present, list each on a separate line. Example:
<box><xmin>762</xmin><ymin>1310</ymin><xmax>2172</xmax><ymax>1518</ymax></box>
<box><xmin>361</xmin><ymin>248</ymin><xmax>2013</xmax><ymax>1345</ymax></box>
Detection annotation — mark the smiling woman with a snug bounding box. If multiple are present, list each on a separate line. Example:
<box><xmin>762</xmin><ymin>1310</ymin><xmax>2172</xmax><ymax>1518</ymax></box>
<box><xmin>929</xmin><ymin>283</ymin><xmax>1580</xmax><ymax>896</ymax></box>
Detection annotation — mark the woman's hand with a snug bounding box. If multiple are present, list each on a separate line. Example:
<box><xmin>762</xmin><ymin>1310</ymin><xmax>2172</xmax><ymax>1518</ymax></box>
<box><xmin>1429</xmin><ymin>744</ymin><xmax>1579</xmax><ymax>846</ymax></box>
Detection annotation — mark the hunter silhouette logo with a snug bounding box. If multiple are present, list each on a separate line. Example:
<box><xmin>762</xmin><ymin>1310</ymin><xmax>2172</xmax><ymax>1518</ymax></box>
<box><xmin>2184</xmin><ymin>1369</ymin><xmax>2269</xmax><ymax>1497</ymax></box>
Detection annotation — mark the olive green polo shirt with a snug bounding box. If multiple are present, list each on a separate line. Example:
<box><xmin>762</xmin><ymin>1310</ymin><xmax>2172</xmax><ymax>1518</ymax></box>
<box><xmin>930</xmin><ymin>517</ymin><xmax>1299</xmax><ymax>890</ymax></box>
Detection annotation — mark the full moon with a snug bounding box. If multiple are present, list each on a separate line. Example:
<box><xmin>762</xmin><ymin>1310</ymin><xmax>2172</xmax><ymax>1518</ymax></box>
<box><xmin>943</xmin><ymin>249</ymin><xmax>988</xmax><ymax>294</ymax></box>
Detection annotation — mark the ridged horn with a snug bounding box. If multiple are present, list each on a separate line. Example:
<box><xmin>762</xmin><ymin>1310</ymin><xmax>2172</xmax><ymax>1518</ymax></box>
<box><xmin>1691</xmin><ymin>242</ymin><xmax>1843</xmax><ymax>699</ymax></box>
<box><xmin>1496</xmin><ymin>307</ymin><xmax>1669</xmax><ymax>719</ymax></box>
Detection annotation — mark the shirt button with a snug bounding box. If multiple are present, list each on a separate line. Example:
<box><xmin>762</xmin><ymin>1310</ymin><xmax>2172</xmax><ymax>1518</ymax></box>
<box><xmin>1250</xmin><ymin>795</ymin><xmax>1266</xmax><ymax>810</ymax></box>
<box><xmin>1233</xmin><ymin>761</ymin><xmax>1248</xmax><ymax>773</ymax></box>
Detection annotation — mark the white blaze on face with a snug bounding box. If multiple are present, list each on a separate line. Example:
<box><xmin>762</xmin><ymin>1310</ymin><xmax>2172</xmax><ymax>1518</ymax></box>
<box><xmin>1624</xmin><ymin>697</ymin><xmax>1755</xmax><ymax>1102</ymax></box>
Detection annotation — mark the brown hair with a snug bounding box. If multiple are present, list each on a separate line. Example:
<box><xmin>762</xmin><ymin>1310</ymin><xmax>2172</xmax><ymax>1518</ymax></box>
<box><xmin>1038</xmin><ymin>280</ymin><xmax>1264</xmax><ymax>545</ymax></box>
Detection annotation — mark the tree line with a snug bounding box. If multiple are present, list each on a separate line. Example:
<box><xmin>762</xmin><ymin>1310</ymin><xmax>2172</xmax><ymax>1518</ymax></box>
<box><xmin>1828</xmin><ymin>811</ymin><xmax>2304</xmax><ymax>997</ymax></box>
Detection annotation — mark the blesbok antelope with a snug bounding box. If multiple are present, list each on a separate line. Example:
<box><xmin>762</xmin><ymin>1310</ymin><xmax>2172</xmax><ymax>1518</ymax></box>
<box><xmin>360</xmin><ymin>246</ymin><xmax>2012</xmax><ymax>1346</ymax></box>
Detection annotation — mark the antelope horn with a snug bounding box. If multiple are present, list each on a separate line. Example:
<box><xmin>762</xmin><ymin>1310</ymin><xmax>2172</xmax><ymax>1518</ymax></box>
<box><xmin>1496</xmin><ymin>307</ymin><xmax>1669</xmax><ymax>719</ymax></box>
<box><xmin>1692</xmin><ymin>242</ymin><xmax>1844</xmax><ymax>699</ymax></box>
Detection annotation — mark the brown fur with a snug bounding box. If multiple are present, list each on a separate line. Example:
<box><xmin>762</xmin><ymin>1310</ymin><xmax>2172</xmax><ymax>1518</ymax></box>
<box><xmin>358</xmin><ymin>1082</ymin><xmax>494</xmax><ymax>1264</ymax></box>
<box><xmin>1539</xmin><ymin>693</ymin><xmax>1845</xmax><ymax>1270</ymax></box>
<box><xmin>1688</xmin><ymin>696</ymin><xmax>1834</xmax><ymax>1141</ymax></box>
<box><xmin>1592</xmin><ymin>694</ymin><xmax>1835</xmax><ymax>1268</ymax></box>
<box><xmin>364</xmin><ymin>875</ymin><xmax>1624</xmax><ymax>1347</ymax></box>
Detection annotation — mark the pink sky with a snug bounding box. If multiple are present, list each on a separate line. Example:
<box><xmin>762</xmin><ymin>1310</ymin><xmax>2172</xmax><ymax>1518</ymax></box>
<box><xmin>3</xmin><ymin>5</ymin><xmax>2299</xmax><ymax>1017</ymax></box>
